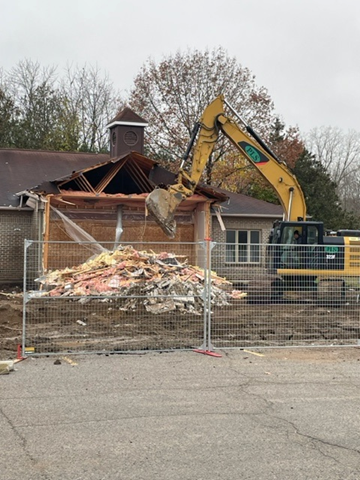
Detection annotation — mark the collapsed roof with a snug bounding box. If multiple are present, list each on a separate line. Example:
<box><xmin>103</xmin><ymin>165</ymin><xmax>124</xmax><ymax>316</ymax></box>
<box><xmin>0</xmin><ymin>147</ymin><xmax>282</xmax><ymax>217</ymax></box>
<box><xmin>0</xmin><ymin>148</ymin><xmax>227</xmax><ymax>209</ymax></box>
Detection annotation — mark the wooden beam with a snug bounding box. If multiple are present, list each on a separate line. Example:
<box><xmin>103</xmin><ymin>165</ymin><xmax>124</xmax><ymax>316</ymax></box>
<box><xmin>95</xmin><ymin>159</ymin><xmax>126</xmax><ymax>193</ymax></box>
<box><xmin>125</xmin><ymin>160</ymin><xmax>154</xmax><ymax>192</ymax></box>
<box><xmin>43</xmin><ymin>195</ymin><xmax>52</xmax><ymax>271</ymax></box>
<box><xmin>74</xmin><ymin>173</ymin><xmax>97</xmax><ymax>193</ymax></box>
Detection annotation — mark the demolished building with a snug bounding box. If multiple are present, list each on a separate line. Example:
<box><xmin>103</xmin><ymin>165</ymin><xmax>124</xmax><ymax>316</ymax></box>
<box><xmin>0</xmin><ymin>107</ymin><xmax>229</xmax><ymax>282</ymax></box>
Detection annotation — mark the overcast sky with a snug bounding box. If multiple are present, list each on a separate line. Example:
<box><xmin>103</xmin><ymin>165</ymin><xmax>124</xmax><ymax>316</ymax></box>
<box><xmin>1</xmin><ymin>0</ymin><xmax>359</xmax><ymax>134</ymax></box>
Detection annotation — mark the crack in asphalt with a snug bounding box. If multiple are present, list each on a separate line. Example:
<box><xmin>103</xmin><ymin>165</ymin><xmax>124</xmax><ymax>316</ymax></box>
<box><xmin>238</xmin><ymin>383</ymin><xmax>360</xmax><ymax>471</ymax></box>
<box><xmin>0</xmin><ymin>405</ymin><xmax>51</xmax><ymax>480</ymax></box>
<box><xmin>223</xmin><ymin>352</ymin><xmax>360</xmax><ymax>472</ymax></box>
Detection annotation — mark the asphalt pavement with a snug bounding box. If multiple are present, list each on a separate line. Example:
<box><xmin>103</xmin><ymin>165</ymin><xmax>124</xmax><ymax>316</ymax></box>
<box><xmin>1</xmin><ymin>348</ymin><xmax>360</xmax><ymax>480</ymax></box>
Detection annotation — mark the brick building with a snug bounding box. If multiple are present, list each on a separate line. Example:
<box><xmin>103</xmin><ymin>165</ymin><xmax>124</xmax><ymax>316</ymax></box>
<box><xmin>210</xmin><ymin>189</ymin><xmax>282</xmax><ymax>278</ymax></box>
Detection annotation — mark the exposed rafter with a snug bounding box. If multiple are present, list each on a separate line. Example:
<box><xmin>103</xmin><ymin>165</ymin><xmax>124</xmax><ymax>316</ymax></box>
<box><xmin>95</xmin><ymin>159</ymin><xmax>127</xmax><ymax>193</ymax></box>
<box><xmin>74</xmin><ymin>173</ymin><xmax>97</xmax><ymax>193</ymax></box>
<box><xmin>124</xmin><ymin>159</ymin><xmax>154</xmax><ymax>192</ymax></box>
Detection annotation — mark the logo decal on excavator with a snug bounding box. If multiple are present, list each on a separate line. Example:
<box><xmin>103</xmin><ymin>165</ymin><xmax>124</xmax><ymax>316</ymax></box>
<box><xmin>325</xmin><ymin>246</ymin><xmax>339</xmax><ymax>253</ymax></box>
<box><xmin>325</xmin><ymin>246</ymin><xmax>338</xmax><ymax>260</ymax></box>
<box><xmin>239</xmin><ymin>142</ymin><xmax>268</xmax><ymax>164</ymax></box>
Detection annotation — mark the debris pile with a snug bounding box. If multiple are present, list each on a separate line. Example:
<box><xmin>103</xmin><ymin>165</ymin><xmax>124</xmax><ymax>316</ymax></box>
<box><xmin>35</xmin><ymin>245</ymin><xmax>246</xmax><ymax>314</ymax></box>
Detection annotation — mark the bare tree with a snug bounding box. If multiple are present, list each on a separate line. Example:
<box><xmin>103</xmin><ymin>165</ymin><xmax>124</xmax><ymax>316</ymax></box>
<box><xmin>8</xmin><ymin>59</ymin><xmax>57</xmax><ymax>104</ymax></box>
<box><xmin>0</xmin><ymin>68</ymin><xmax>19</xmax><ymax>147</ymax></box>
<box><xmin>61</xmin><ymin>64</ymin><xmax>123</xmax><ymax>152</ymax></box>
<box><xmin>305</xmin><ymin>126</ymin><xmax>360</xmax><ymax>212</ymax></box>
<box><xmin>306</xmin><ymin>126</ymin><xmax>360</xmax><ymax>186</ymax></box>
<box><xmin>128</xmin><ymin>47</ymin><xmax>275</xmax><ymax>185</ymax></box>
<box><xmin>0</xmin><ymin>60</ymin><xmax>124</xmax><ymax>152</ymax></box>
<box><xmin>6</xmin><ymin>59</ymin><xmax>64</xmax><ymax>149</ymax></box>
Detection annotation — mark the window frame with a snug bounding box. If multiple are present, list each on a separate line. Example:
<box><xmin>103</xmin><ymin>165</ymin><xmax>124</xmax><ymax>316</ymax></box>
<box><xmin>225</xmin><ymin>229</ymin><xmax>261</xmax><ymax>264</ymax></box>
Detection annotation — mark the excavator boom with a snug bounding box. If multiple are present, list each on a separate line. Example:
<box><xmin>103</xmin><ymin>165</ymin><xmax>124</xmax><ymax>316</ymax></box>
<box><xmin>146</xmin><ymin>95</ymin><xmax>306</xmax><ymax>237</ymax></box>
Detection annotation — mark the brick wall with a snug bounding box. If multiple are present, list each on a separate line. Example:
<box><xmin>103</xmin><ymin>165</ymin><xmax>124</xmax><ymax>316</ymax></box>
<box><xmin>211</xmin><ymin>215</ymin><xmax>275</xmax><ymax>280</ymax></box>
<box><xmin>0</xmin><ymin>207</ymin><xmax>277</xmax><ymax>285</ymax></box>
<box><xmin>0</xmin><ymin>210</ymin><xmax>33</xmax><ymax>284</ymax></box>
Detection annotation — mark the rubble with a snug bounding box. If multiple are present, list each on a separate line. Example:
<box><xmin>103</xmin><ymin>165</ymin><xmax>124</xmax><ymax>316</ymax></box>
<box><xmin>0</xmin><ymin>360</ymin><xmax>14</xmax><ymax>375</ymax></box>
<box><xmin>35</xmin><ymin>245</ymin><xmax>245</xmax><ymax>314</ymax></box>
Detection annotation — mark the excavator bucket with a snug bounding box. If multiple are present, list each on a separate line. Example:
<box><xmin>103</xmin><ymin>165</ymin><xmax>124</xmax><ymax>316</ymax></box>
<box><xmin>145</xmin><ymin>189</ymin><xmax>183</xmax><ymax>238</ymax></box>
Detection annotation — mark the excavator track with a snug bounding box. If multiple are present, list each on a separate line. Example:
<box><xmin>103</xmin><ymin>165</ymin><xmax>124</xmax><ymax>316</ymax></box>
<box><xmin>243</xmin><ymin>276</ymin><xmax>346</xmax><ymax>306</ymax></box>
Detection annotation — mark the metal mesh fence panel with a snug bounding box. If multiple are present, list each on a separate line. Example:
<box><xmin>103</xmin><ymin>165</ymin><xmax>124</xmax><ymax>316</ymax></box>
<box><xmin>210</xmin><ymin>242</ymin><xmax>360</xmax><ymax>348</ymax></box>
<box><xmin>0</xmin><ymin>211</ymin><xmax>33</xmax><ymax>283</ymax></box>
<box><xmin>23</xmin><ymin>239</ymin><xmax>360</xmax><ymax>355</ymax></box>
<box><xmin>23</xmin><ymin>240</ymin><xmax>209</xmax><ymax>355</ymax></box>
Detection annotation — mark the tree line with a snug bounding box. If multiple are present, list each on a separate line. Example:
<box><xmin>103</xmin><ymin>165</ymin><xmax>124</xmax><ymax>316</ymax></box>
<box><xmin>0</xmin><ymin>59</ymin><xmax>123</xmax><ymax>152</ymax></box>
<box><xmin>1</xmin><ymin>49</ymin><xmax>359</xmax><ymax>230</ymax></box>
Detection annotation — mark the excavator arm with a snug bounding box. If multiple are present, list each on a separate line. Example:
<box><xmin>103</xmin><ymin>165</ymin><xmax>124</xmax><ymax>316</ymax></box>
<box><xmin>146</xmin><ymin>95</ymin><xmax>306</xmax><ymax>238</ymax></box>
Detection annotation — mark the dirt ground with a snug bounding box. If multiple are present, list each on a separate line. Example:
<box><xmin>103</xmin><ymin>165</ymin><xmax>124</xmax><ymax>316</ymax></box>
<box><xmin>258</xmin><ymin>345</ymin><xmax>360</xmax><ymax>362</ymax></box>
<box><xmin>0</xmin><ymin>287</ymin><xmax>23</xmax><ymax>359</ymax></box>
<box><xmin>1</xmin><ymin>284</ymin><xmax>360</xmax><ymax>360</ymax></box>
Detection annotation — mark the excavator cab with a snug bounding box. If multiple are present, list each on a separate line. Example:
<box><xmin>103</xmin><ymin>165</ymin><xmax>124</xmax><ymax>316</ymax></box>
<box><xmin>266</xmin><ymin>220</ymin><xmax>349</xmax><ymax>303</ymax></box>
<box><xmin>267</xmin><ymin>221</ymin><xmax>324</xmax><ymax>273</ymax></box>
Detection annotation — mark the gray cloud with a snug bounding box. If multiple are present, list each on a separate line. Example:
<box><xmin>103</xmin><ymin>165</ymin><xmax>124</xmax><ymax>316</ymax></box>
<box><xmin>1</xmin><ymin>0</ymin><xmax>359</xmax><ymax>133</ymax></box>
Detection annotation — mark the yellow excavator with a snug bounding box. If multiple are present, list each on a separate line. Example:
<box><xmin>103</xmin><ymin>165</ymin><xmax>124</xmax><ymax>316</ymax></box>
<box><xmin>146</xmin><ymin>95</ymin><xmax>360</xmax><ymax>302</ymax></box>
<box><xmin>146</xmin><ymin>94</ymin><xmax>306</xmax><ymax>236</ymax></box>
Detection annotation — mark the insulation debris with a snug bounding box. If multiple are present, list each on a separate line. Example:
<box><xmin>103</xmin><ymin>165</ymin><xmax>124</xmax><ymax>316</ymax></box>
<box><xmin>35</xmin><ymin>245</ymin><xmax>246</xmax><ymax>314</ymax></box>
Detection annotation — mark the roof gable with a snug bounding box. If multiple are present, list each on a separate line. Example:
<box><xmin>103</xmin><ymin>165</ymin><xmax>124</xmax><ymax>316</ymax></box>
<box><xmin>52</xmin><ymin>151</ymin><xmax>155</xmax><ymax>195</ymax></box>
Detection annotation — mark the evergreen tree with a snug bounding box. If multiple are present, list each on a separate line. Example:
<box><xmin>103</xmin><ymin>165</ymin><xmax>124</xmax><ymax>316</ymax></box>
<box><xmin>293</xmin><ymin>149</ymin><xmax>358</xmax><ymax>230</ymax></box>
<box><xmin>0</xmin><ymin>88</ymin><xmax>18</xmax><ymax>147</ymax></box>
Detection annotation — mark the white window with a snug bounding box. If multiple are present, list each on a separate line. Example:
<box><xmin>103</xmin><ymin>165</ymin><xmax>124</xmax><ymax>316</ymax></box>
<box><xmin>226</xmin><ymin>230</ymin><xmax>260</xmax><ymax>263</ymax></box>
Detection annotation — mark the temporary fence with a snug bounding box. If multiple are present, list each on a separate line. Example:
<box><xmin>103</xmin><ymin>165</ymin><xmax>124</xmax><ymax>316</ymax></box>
<box><xmin>21</xmin><ymin>240</ymin><xmax>360</xmax><ymax>356</ymax></box>
<box><xmin>210</xmin><ymin>241</ymin><xmax>360</xmax><ymax>349</ymax></box>
<box><xmin>22</xmin><ymin>240</ymin><xmax>209</xmax><ymax>356</ymax></box>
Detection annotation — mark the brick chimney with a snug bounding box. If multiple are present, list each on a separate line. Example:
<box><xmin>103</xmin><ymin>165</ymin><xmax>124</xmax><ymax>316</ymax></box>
<box><xmin>107</xmin><ymin>107</ymin><xmax>148</xmax><ymax>158</ymax></box>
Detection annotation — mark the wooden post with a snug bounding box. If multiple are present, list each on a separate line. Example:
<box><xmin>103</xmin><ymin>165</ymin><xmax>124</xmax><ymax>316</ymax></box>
<box><xmin>43</xmin><ymin>195</ymin><xmax>52</xmax><ymax>271</ymax></box>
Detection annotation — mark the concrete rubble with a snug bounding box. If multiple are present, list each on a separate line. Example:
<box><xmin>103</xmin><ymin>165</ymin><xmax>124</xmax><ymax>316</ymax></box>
<box><xmin>35</xmin><ymin>245</ymin><xmax>246</xmax><ymax>315</ymax></box>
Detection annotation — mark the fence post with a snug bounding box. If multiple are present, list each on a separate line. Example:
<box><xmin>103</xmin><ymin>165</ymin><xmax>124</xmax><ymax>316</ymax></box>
<box><xmin>22</xmin><ymin>239</ymin><xmax>32</xmax><ymax>359</ymax></box>
<box><xmin>194</xmin><ymin>238</ymin><xmax>221</xmax><ymax>357</ymax></box>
